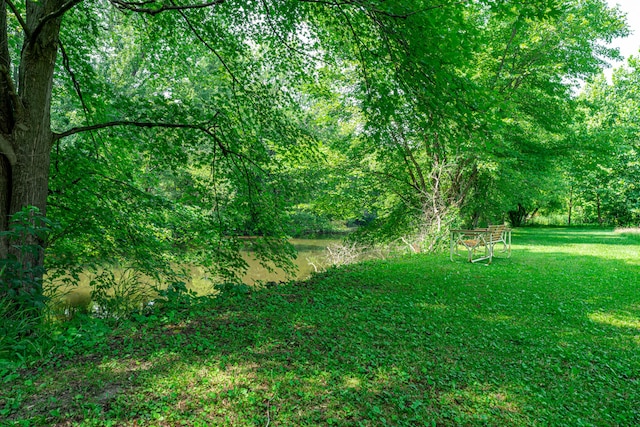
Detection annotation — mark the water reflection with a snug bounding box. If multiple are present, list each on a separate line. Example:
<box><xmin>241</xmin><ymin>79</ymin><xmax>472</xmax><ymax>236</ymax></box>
<box><xmin>243</xmin><ymin>238</ymin><xmax>338</xmax><ymax>284</ymax></box>
<box><xmin>48</xmin><ymin>238</ymin><xmax>340</xmax><ymax>309</ymax></box>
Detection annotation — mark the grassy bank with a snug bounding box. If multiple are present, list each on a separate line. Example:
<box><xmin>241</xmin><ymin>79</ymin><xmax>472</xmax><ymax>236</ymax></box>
<box><xmin>1</xmin><ymin>229</ymin><xmax>639</xmax><ymax>426</ymax></box>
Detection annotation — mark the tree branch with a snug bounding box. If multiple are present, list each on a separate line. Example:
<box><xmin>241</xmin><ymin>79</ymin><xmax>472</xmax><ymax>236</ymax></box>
<box><xmin>259</xmin><ymin>0</ymin><xmax>325</xmax><ymax>65</ymax></box>
<box><xmin>55</xmin><ymin>117</ymin><xmax>282</xmax><ymax>180</ymax></box>
<box><xmin>57</xmin><ymin>40</ymin><xmax>106</xmax><ymax>152</ymax></box>
<box><xmin>0</xmin><ymin>133</ymin><xmax>16</xmax><ymax>165</ymax></box>
<box><xmin>59</xmin><ymin>41</ymin><xmax>92</xmax><ymax>122</ymax></box>
<box><xmin>5</xmin><ymin>0</ymin><xmax>29</xmax><ymax>37</ymax></box>
<box><xmin>493</xmin><ymin>22</ymin><xmax>519</xmax><ymax>89</ymax></box>
<box><xmin>371</xmin><ymin>170</ymin><xmax>420</xmax><ymax>194</ymax></box>
<box><xmin>299</xmin><ymin>0</ymin><xmax>470</xmax><ymax>19</ymax></box>
<box><xmin>28</xmin><ymin>0</ymin><xmax>83</xmax><ymax>46</ymax></box>
<box><xmin>0</xmin><ymin>64</ymin><xmax>23</xmax><ymax>113</ymax></box>
<box><xmin>52</xmin><ymin>117</ymin><xmax>260</xmax><ymax>170</ymax></box>
<box><xmin>335</xmin><ymin>4</ymin><xmax>371</xmax><ymax>93</ymax></box>
<box><xmin>53</xmin><ymin>120</ymin><xmax>216</xmax><ymax>140</ymax></box>
<box><xmin>109</xmin><ymin>0</ymin><xmax>224</xmax><ymax>16</ymax></box>
<box><xmin>170</xmin><ymin>0</ymin><xmax>239</xmax><ymax>86</ymax></box>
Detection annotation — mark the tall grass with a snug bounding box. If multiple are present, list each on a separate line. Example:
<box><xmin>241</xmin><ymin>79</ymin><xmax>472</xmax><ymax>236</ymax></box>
<box><xmin>0</xmin><ymin>299</ymin><xmax>44</xmax><ymax>362</ymax></box>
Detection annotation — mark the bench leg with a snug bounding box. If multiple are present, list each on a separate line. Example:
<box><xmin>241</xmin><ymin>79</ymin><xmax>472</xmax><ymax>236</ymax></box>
<box><xmin>450</xmin><ymin>233</ymin><xmax>455</xmax><ymax>261</ymax></box>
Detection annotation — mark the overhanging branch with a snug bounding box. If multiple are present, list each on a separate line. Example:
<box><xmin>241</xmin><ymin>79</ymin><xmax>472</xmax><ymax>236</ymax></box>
<box><xmin>53</xmin><ymin>120</ymin><xmax>217</xmax><ymax>140</ymax></box>
<box><xmin>170</xmin><ymin>0</ymin><xmax>239</xmax><ymax>86</ymax></box>
<box><xmin>59</xmin><ymin>41</ymin><xmax>92</xmax><ymax>121</ymax></box>
<box><xmin>53</xmin><ymin>117</ymin><xmax>233</xmax><ymax>155</ymax></box>
<box><xmin>109</xmin><ymin>0</ymin><xmax>224</xmax><ymax>16</ymax></box>
<box><xmin>53</xmin><ymin>117</ymin><xmax>271</xmax><ymax>176</ymax></box>
<box><xmin>298</xmin><ymin>0</ymin><xmax>470</xmax><ymax>19</ymax></box>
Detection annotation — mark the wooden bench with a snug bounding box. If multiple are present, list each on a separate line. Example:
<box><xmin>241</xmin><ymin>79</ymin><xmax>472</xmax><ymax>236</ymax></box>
<box><xmin>450</xmin><ymin>224</ymin><xmax>511</xmax><ymax>264</ymax></box>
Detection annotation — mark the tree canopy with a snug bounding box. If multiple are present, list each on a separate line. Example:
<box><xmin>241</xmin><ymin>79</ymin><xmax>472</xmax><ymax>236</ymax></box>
<box><xmin>0</xmin><ymin>0</ymin><xmax>632</xmax><ymax>310</ymax></box>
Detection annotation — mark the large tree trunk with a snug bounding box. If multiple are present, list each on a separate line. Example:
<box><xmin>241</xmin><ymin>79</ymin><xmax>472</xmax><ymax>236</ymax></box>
<box><xmin>1</xmin><ymin>0</ymin><xmax>65</xmax><ymax>300</ymax></box>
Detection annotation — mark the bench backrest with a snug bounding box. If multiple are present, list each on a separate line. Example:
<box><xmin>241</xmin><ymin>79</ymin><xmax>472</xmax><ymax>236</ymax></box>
<box><xmin>486</xmin><ymin>224</ymin><xmax>506</xmax><ymax>242</ymax></box>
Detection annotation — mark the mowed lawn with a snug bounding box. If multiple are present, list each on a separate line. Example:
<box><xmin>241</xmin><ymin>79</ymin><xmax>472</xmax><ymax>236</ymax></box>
<box><xmin>2</xmin><ymin>229</ymin><xmax>639</xmax><ymax>426</ymax></box>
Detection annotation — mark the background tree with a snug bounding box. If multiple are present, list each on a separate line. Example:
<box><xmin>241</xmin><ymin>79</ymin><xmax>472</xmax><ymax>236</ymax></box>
<box><xmin>566</xmin><ymin>58</ymin><xmax>640</xmax><ymax>225</ymax></box>
<box><xmin>311</xmin><ymin>0</ymin><xmax>626</xmax><ymax>247</ymax></box>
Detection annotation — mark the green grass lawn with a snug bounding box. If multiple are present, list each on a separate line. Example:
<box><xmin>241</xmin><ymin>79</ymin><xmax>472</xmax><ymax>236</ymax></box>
<box><xmin>2</xmin><ymin>228</ymin><xmax>639</xmax><ymax>426</ymax></box>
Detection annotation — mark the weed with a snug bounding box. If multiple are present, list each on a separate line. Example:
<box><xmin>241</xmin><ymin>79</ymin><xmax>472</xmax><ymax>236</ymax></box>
<box><xmin>90</xmin><ymin>268</ymin><xmax>155</xmax><ymax>318</ymax></box>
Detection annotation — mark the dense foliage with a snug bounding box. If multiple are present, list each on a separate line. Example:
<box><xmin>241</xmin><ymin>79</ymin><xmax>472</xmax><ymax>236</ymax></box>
<box><xmin>566</xmin><ymin>59</ymin><xmax>640</xmax><ymax>226</ymax></box>
<box><xmin>0</xmin><ymin>0</ymin><xmax>635</xmax><ymax>311</ymax></box>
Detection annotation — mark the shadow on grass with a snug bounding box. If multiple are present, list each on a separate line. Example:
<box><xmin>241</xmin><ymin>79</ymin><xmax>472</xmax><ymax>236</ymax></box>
<box><xmin>3</xmin><ymin>230</ymin><xmax>640</xmax><ymax>426</ymax></box>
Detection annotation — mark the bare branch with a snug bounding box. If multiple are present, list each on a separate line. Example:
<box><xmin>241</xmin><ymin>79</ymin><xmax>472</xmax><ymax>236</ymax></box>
<box><xmin>5</xmin><ymin>0</ymin><xmax>29</xmax><ymax>36</ymax></box>
<box><xmin>109</xmin><ymin>0</ymin><xmax>224</xmax><ymax>16</ymax></box>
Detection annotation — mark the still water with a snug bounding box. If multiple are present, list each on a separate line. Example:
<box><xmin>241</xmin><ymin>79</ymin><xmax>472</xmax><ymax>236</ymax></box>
<box><xmin>54</xmin><ymin>238</ymin><xmax>339</xmax><ymax>308</ymax></box>
<box><xmin>242</xmin><ymin>238</ymin><xmax>337</xmax><ymax>284</ymax></box>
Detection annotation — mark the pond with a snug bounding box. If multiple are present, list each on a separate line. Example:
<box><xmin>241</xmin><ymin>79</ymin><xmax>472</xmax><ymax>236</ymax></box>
<box><xmin>51</xmin><ymin>238</ymin><xmax>341</xmax><ymax>309</ymax></box>
<box><xmin>242</xmin><ymin>238</ymin><xmax>339</xmax><ymax>284</ymax></box>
